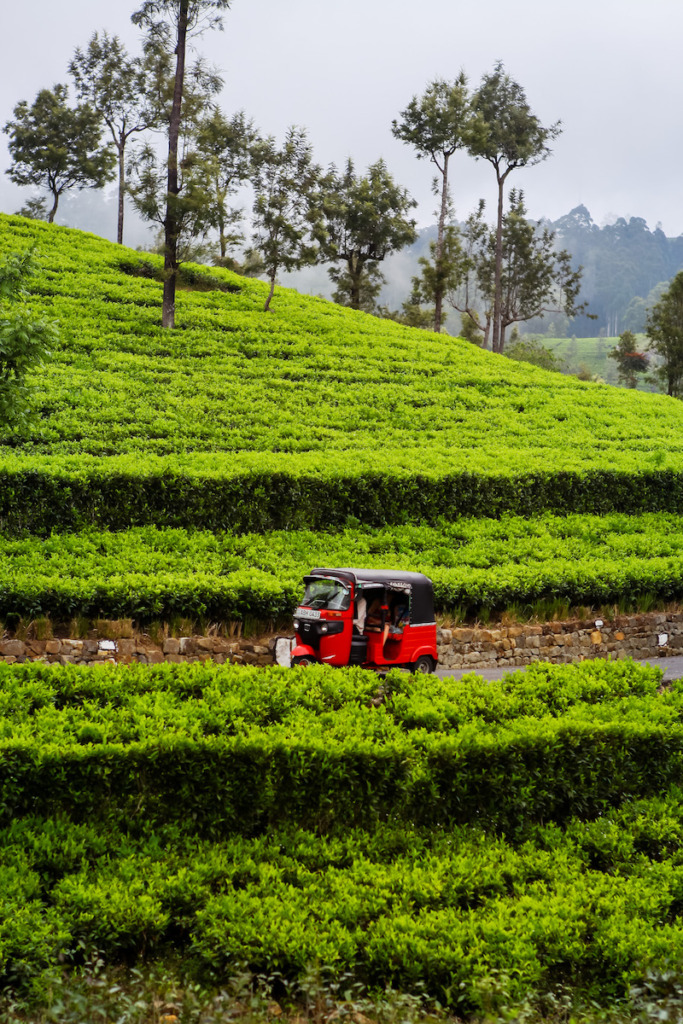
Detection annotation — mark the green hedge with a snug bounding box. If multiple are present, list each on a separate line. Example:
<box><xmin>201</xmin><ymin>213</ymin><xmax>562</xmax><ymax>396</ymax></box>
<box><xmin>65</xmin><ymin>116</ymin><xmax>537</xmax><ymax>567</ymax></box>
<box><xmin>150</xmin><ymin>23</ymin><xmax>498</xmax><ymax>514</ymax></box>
<box><xmin>4</xmin><ymin>799</ymin><xmax>683</xmax><ymax>1007</ymax></box>
<box><xmin>0</xmin><ymin>660</ymin><xmax>676</xmax><ymax>835</ymax></box>
<box><xmin>3</xmin><ymin>465</ymin><xmax>683</xmax><ymax>536</ymax></box>
<box><xmin>7</xmin><ymin>513</ymin><xmax>683</xmax><ymax>622</ymax></box>
<box><xmin>0</xmin><ymin>661</ymin><xmax>681</xmax><ymax>1005</ymax></box>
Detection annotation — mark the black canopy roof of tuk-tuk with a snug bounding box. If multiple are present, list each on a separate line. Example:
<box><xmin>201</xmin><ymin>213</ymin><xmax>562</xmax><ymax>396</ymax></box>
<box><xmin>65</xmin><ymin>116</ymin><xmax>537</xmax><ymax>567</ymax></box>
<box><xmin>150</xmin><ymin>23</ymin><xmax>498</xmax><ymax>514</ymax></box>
<box><xmin>307</xmin><ymin>568</ymin><xmax>435</xmax><ymax>626</ymax></box>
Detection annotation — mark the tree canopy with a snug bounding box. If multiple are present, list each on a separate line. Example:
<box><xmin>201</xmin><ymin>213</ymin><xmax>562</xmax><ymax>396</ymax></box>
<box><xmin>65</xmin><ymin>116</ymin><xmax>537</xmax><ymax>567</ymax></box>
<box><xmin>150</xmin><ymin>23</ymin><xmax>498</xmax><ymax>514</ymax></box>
<box><xmin>392</xmin><ymin>74</ymin><xmax>472</xmax><ymax>332</ymax></box>
<box><xmin>130</xmin><ymin>0</ymin><xmax>231</xmax><ymax>328</ymax></box>
<box><xmin>646</xmin><ymin>272</ymin><xmax>683</xmax><ymax>397</ymax></box>
<box><xmin>469</xmin><ymin>62</ymin><xmax>562</xmax><ymax>352</ymax></box>
<box><xmin>319</xmin><ymin>158</ymin><xmax>416</xmax><ymax>312</ymax></box>
<box><xmin>193</xmin><ymin>108</ymin><xmax>260</xmax><ymax>264</ymax></box>
<box><xmin>3</xmin><ymin>84</ymin><xmax>115</xmax><ymax>223</ymax></box>
<box><xmin>249</xmin><ymin>127</ymin><xmax>323</xmax><ymax>312</ymax></box>
<box><xmin>69</xmin><ymin>31</ymin><xmax>158</xmax><ymax>244</ymax></box>
<box><xmin>609</xmin><ymin>329</ymin><xmax>650</xmax><ymax>388</ymax></box>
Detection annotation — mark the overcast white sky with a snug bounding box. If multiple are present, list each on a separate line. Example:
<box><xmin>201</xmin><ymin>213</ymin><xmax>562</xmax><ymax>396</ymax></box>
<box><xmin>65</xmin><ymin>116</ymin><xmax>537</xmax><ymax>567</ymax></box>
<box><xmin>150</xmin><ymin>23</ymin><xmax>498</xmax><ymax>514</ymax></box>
<box><xmin>0</xmin><ymin>0</ymin><xmax>680</xmax><ymax>243</ymax></box>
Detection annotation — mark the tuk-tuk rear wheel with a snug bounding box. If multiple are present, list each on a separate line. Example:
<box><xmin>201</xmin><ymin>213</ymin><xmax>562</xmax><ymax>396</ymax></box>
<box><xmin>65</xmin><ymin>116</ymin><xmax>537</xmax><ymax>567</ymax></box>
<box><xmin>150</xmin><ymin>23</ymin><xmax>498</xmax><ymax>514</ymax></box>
<box><xmin>291</xmin><ymin>654</ymin><xmax>318</xmax><ymax>667</ymax></box>
<box><xmin>411</xmin><ymin>656</ymin><xmax>435</xmax><ymax>674</ymax></box>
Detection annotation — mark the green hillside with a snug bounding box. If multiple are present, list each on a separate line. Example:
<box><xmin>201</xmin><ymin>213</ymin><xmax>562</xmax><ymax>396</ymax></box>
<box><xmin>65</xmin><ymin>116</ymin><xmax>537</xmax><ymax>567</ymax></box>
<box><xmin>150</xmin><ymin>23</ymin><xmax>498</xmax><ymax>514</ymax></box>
<box><xmin>5</xmin><ymin>218</ymin><xmax>683</xmax><ymax>1016</ymax></box>
<box><xmin>1</xmin><ymin>214</ymin><xmax>683</xmax><ymax>533</ymax></box>
<box><xmin>3</xmin><ymin>214</ymin><xmax>683</xmax><ymax>622</ymax></box>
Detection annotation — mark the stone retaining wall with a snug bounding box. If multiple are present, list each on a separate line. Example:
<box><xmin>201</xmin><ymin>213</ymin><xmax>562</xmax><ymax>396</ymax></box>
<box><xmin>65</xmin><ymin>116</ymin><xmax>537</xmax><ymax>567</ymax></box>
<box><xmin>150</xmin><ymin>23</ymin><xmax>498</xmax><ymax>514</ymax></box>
<box><xmin>1</xmin><ymin>611</ymin><xmax>681</xmax><ymax>670</ymax></box>
<box><xmin>0</xmin><ymin>635</ymin><xmax>275</xmax><ymax>666</ymax></box>
<box><xmin>437</xmin><ymin>612</ymin><xmax>683</xmax><ymax>671</ymax></box>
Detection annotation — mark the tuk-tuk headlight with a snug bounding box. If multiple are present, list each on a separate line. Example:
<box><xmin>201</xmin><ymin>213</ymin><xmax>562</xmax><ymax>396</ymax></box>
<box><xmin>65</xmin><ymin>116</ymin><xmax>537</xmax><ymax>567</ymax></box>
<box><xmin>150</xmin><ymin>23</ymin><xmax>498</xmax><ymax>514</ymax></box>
<box><xmin>320</xmin><ymin>623</ymin><xmax>328</xmax><ymax>633</ymax></box>
<box><xmin>293</xmin><ymin>620</ymin><xmax>300</xmax><ymax>631</ymax></box>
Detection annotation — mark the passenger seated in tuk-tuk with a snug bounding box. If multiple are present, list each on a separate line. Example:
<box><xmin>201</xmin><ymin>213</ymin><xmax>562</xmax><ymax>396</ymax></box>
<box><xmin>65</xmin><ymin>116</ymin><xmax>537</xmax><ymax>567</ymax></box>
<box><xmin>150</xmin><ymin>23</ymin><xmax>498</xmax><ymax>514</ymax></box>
<box><xmin>353</xmin><ymin>593</ymin><xmax>367</xmax><ymax>634</ymax></box>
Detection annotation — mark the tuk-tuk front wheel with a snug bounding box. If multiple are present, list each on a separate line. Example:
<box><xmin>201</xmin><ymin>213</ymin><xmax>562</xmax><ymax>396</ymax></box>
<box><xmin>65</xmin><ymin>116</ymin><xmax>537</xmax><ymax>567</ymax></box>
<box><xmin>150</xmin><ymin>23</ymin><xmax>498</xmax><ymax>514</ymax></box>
<box><xmin>411</xmin><ymin>656</ymin><xmax>435</xmax><ymax>674</ymax></box>
<box><xmin>291</xmin><ymin>654</ymin><xmax>318</xmax><ymax>667</ymax></box>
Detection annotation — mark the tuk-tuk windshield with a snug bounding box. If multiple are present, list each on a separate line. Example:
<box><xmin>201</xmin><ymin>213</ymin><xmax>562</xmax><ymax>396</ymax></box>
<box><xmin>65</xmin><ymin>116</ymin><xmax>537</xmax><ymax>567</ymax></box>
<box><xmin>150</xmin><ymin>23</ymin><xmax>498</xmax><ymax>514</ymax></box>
<box><xmin>302</xmin><ymin>577</ymin><xmax>351</xmax><ymax>611</ymax></box>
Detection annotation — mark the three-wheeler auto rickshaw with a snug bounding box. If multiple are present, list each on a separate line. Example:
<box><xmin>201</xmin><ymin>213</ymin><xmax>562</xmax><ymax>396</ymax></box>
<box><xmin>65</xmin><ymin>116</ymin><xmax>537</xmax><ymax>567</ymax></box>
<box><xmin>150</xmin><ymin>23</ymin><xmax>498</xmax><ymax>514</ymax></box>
<box><xmin>291</xmin><ymin>568</ymin><xmax>438</xmax><ymax>673</ymax></box>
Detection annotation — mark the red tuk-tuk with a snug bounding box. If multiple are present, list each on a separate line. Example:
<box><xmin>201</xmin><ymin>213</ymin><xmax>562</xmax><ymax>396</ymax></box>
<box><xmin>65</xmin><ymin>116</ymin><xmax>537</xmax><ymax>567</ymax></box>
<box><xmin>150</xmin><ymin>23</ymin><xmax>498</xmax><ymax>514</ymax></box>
<box><xmin>291</xmin><ymin>568</ymin><xmax>438</xmax><ymax>673</ymax></box>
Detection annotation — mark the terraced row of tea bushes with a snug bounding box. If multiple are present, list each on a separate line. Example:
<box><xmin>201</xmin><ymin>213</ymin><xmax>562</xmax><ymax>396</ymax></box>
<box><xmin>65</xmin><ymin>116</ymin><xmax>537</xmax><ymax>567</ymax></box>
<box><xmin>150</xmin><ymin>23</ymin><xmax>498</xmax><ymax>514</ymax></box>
<box><xmin>0</xmin><ymin>661</ymin><xmax>681</xmax><ymax>1006</ymax></box>
<box><xmin>0</xmin><ymin>656</ymin><xmax>660</xmax><ymax>730</ymax></box>
<box><xmin>1</xmin><ymin>215</ymin><xmax>683</xmax><ymax>532</ymax></box>
<box><xmin>3</xmin><ymin>792</ymin><xmax>683</xmax><ymax>1006</ymax></box>
<box><xmin>5</xmin><ymin>461</ymin><xmax>683</xmax><ymax>535</ymax></box>
<box><xmin>5</xmin><ymin>513</ymin><xmax>683</xmax><ymax>621</ymax></box>
<box><xmin>0</xmin><ymin>659</ymin><xmax>676</xmax><ymax>835</ymax></box>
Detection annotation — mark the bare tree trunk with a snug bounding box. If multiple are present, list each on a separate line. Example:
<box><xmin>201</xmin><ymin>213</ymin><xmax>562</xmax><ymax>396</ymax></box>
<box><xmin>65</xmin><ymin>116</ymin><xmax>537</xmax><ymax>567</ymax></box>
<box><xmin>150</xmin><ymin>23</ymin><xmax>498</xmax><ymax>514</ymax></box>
<box><xmin>216</xmin><ymin>175</ymin><xmax>227</xmax><ymax>260</ymax></box>
<box><xmin>348</xmin><ymin>254</ymin><xmax>362</xmax><ymax>310</ymax></box>
<box><xmin>218</xmin><ymin>213</ymin><xmax>226</xmax><ymax>260</ymax></box>
<box><xmin>350</xmin><ymin>274</ymin><xmax>361</xmax><ymax>310</ymax></box>
<box><xmin>491</xmin><ymin>175</ymin><xmax>505</xmax><ymax>354</ymax></box>
<box><xmin>433</xmin><ymin>154</ymin><xmax>449</xmax><ymax>334</ymax></box>
<box><xmin>117</xmin><ymin>140</ymin><xmax>125</xmax><ymax>245</ymax></box>
<box><xmin>162</xmin><ymin>0</ymin><xmax>189</xmax><ymax>329</ymax></box>
<box><xmin>264</xmin><ymin>273</ymin><xmax>276</xmax><ymax>312</ymax></box>
<box><xmin>48</xmin><ymin>191</ymin><xmax>59</xmax><ymax>224</ymax></box>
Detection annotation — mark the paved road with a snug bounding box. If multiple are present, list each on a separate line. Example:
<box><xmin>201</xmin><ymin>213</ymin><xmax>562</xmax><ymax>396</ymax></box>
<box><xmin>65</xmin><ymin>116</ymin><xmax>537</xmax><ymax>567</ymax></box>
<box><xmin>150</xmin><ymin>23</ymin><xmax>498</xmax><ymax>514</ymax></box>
<box><xmin>436</xmin><ymin>655</ymin><xmax>683</xmax><ymax>683</ymax></box>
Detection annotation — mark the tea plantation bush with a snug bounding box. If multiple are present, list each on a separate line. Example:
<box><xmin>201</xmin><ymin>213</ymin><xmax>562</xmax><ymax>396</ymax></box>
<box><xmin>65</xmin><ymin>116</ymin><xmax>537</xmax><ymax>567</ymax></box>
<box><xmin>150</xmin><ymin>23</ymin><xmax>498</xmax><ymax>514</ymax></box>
<box><xmin>0</xmin><ymin>660</ymin><xmax>682</xmax><ymax>1011</ymax></box>
<box><xmin>5</xmin><ymin>193</ymin><xmax>683</xmax><ymax>1021</ymax></box>
<box><xmin>3</xmin><ymin>512</ymin><xmax>683</xmax><ymax>622</ymax></box>
<box><xmin>1</xmin><ymin>215</ymin><xmax>683</xmax><ymax>533</ymax></box>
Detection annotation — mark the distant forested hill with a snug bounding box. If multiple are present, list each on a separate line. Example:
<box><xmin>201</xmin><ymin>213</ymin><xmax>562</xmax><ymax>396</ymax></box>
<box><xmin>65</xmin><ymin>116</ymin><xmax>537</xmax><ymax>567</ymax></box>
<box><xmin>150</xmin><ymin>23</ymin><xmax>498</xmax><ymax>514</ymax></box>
<box><xmin>551</xmin><ymin>206</ymin><xmax>683</xmax><ymax>337</ymax></box>
<box><xmin>368</xmin><ymin>208</ymin><xmax>683</xmax><ymax>339</ymax></box>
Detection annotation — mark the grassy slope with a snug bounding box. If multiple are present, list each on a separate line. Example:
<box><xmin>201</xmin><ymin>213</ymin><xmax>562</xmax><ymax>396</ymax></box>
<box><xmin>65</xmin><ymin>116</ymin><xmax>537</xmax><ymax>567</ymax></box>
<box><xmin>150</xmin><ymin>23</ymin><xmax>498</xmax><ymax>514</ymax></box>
<box><xmin>1</xmin><ymin>214</ymin><xmax>681</xmax><ymax>484</ymax></box>
<box><xmin>2</xmin><ymin>215</ymin><xmax>683</xmax><ymax>616</ymax></box>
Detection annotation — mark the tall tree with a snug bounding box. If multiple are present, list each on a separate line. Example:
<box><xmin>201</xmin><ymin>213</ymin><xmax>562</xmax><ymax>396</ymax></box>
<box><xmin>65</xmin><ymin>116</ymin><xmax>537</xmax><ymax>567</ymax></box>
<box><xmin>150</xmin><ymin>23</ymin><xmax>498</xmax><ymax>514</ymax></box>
<box><xmin>131</xmin><ymin>0</ymin><xmax>231</xmax><ymax>328</ymax></box>
<box><xmin>249</xmin><ymin>127</ymin><xmax>323</xmax><ymax>312</ymax></box>
<box><xmin>3</xmin><ymin>85</ymin><xmax>115</xmax><ymax>224</ymax></box>
<box><xmin>392</xmin><ymin>74</ymin><xmax>472</xmax><ymax>332</ymax></box>
<box><xmin>127</xmin><ymin>136</ymin><xmax>217</xmax><ymax>266</ymax></box>
<box><xmin>469</xmin><ymin>63</ymin><xmax>561</xmax><ymax>353</ymax></box>
<box><xmin>319</xmin><ymin>158</ymin><xmax>416</xmax><ymax>312</ymax></box>
<box><xmin>447</xmin><ymin>194</ymin><xmax>587</xmax><ymax>350</ymax></box>
<box><xmin>495</xmin><ymin>191</ymin><xmax>587</xmax><ymax>349</ymax></box>
<box><xmin>126</xmin><ymin>43</ymin><xmax>222</xmax><ymax>265</ymax></box>
<box><xmin>406</xmin><ymin>224</ymin><xmax>461</xmax><ymax>331</ymax></box>
<box><xmin>69</xmin><ymin>32</ymin><xmax>158</xmax><ymax>244</ymax></box>
<box><xmin>447</xmin><ymin>200</ymin><xmax>494</xmax><ymax>348</ymax></box>
<box><xmin>646</xmin><ymin>272</ymin><xmax>683</xmax><ymax>397</ymax></box>
<box><xmin>194</xmin><ymin>108</ymin><xmax>259</xmax><ymax>263</ymax></box>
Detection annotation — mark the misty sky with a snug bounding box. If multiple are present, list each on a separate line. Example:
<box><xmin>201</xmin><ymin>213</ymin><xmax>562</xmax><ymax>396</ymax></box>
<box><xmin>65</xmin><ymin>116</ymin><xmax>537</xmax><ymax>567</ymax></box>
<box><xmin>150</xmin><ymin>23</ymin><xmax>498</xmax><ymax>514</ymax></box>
<box><xmin>1</xmin><ymin>0</ymin><xmax>681</xmax><ymax>244</ymax></box>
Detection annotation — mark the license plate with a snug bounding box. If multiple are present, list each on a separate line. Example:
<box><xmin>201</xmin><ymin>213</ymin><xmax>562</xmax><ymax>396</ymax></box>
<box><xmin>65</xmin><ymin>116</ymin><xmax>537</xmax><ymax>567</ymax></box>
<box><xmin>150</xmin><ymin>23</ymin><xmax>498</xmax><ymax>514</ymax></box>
<box><xmin>295</xmin><ymin>607</ymin><xmax>321</xmax><ymax>620</ymax></box>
